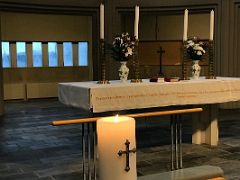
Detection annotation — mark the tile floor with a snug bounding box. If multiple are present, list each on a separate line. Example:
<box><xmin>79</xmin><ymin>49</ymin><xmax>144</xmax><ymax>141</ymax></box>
<box><xmin>0</xmin><ymin>99</ymin><xmax>239</xmax><ymax>180</ymax></box>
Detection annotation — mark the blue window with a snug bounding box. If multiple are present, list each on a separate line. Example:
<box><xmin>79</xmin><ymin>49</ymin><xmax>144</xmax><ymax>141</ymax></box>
<box><xmin>63</xmin><ymin>42</ymin><xmax>73</xmax><ymax>66</ymax></box>
<box><xmin>48</xmin><ymin>42</ymin><xmax>58</xmax><ymax>67</ymax></box>
<box><xmin>1</xmin><ymin>42</ymin><xmax>11</xmax><ymax>68</ymax></box>
<box><xmin>78</xmin><ymin>42</ymin><xmax>88</xmax><ymax>66</ymax></box>
<box><xmin>32</xmin><ymin>42</ymin><xmax>42</xmax><ymax>67</ymax></box>
<box><xmin>16</xmin><ymin>42</ymin><xmax>27</xmax><ymax>67</ymax></box>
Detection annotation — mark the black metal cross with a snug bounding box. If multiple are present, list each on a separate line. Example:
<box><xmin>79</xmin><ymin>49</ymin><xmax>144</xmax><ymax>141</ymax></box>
<box><xmin>118</xmin><ymin>139</ymin><xmax>136</xmax><ymax>172</ymax></box>
<box><xmin>157</xmin><ymin>46</ymin><xmax>165</xmax><ymax>77</ymax></box>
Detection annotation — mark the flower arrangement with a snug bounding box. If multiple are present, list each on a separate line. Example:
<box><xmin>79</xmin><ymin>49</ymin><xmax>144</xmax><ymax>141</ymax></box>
<box><xmin>112</xmin><ymin>33</ymin><xmax>135</xmax><ymax>61</ymax></box>
<box><xmin>185</xmin><ymin>37</ymin><xmax>206</xmax><ymax>60</ymax></box>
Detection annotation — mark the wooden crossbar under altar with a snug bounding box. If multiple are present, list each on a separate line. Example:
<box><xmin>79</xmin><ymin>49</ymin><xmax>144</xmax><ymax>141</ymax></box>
<box><xmin>52</xmin><ymin>107</ymin><xmax>203</xmax><ymax>126</ymax></box>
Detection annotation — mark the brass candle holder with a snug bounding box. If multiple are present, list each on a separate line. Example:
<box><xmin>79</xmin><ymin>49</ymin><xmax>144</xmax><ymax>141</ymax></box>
<box><xmin>181</xmin><ymin>41</ymin><xmax>190</xmax><ymax>80</ymax></box>
<box><xmin>131</xmin><ymin>39</ymin><xmax>142</xmax><ymax>83</ymax></box>
<box><xmin>206</xmin><ymin>40</ymin><xmax>216</xmax><ymax>79</ymax></box>
<box><xmin>97</xmin><ymin>39</ymin><xmax>110</xmax><ymax>84</ymax></box>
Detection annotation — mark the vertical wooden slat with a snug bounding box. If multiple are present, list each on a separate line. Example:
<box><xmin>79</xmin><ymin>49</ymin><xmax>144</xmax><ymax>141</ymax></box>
<box><xmin>10</xmin><ymin>43</ymin><xmax>17</xmax><ymax>68</ymax></box>
<box><xmin>72</xmin><ymin>43</ymin><xmax>78</xmax><ymax>66</ymax></box>
<box><xmin>0</xmin><ymin>13</ymin><xmax>4</xmax><ymax>115</ymax></box>
<box><xmin>26</xmin><ymin>43</ymin><xmax>32</xmax><ymax>67</ymax></box>
<box><xmin>42</xmin><ymin>43</ymin><xmax>48</xmax><ymax>67</ymax></box>
<box><xmin>58</xmin><ymin>43</ymin><xmax>64</xmax><ymax>67</ymax></box>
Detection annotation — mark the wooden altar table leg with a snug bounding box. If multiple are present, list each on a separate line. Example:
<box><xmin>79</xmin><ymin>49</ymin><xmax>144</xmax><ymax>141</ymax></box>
<box><xmin>192</xmin><ymin>108</ymin><xmax>205</xmax><ymax>145</ymax></box>
<box><xmin>205</xmin><ymin>104</ymin><xmax>219</xmax><ymax>146</ymax></box>
<box><xmin>192</xmin><ymin>104</ymin><xmax>219</xmax><ymax>146</ymax></box>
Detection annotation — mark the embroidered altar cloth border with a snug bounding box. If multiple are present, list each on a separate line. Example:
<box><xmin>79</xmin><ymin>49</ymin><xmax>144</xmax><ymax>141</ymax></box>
<box><xmin>58</xmin><ymin>77</ymin><xmax>240</xmax><ymax>113</ymax></box>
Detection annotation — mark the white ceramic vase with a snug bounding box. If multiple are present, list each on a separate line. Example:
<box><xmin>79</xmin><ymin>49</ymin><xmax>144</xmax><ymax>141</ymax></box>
<box><xmin>119</xmin><ymin>61</ymin><xmax>129</xmax><ymax>83</ymax></box>
<box><xmin>192</xmin><ymin>60</ymin><xmax>201</xmax><ymax>80</ymax></box>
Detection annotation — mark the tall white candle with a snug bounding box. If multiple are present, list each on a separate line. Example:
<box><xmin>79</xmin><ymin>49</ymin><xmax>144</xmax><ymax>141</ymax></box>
<box><xmin>97</xmin><ymin>115</ymin><xmax>137</xmax><ymax>180</ymax></box>
<box><xmin>210</xmin><ymin>10</ymin><xmax>214</xmax><ymax>41</ymax></box>
<box><xmin>100</xmin><ymin>3</ymin><xmax>104</xmax><ymax>39</ymax></box>
<box><xmin>134</xmin><ymin>5</ymin><xmax>139</xmax><ymax>40</ymax></box>
<box><xmin>183</xmin><ymin>9</ymin><xmax>188</xmax><ymax>41</ymax></box>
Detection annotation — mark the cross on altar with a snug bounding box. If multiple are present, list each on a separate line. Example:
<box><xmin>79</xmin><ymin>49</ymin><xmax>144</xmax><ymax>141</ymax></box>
<box><xmin>157</xmin><ymin>46</ymin><xmax>165</xmax><ymax>77</ymax></box>
<box><xmin>118</xmin><ymin>139</ymin><xmax>136</xmax><ymax>172</ymax></box>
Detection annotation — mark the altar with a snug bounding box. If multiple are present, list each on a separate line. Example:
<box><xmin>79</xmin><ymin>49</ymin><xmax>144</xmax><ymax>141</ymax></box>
<box><xmin>58</xmin><ymin>77</ymin><xmax>240</xmax><ymax>146</ymax></box>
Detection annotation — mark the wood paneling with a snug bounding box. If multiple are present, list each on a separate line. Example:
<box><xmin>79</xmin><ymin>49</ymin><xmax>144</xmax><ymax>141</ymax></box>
<box><xmin>0</xmin><ymin>0</ymin><xmax>99</xmax><ymax>7</ymax></box>
<box><xmin>139</xmin><ymin>41</ymin><xmax>183</xmax><ymax>65</ymax></box>
<box><xmin>1</xmin><ymin>13</ymin><xmax>92</xmax><ymax>41</ymax></box>
<box><xmin>3</xmin><ymin>67</ymin><xmax>91</xmax><ymax>100</ymax></box>
<box><xmin>4</xmin><ymin>83</ymin><xmax>25</xmax><ymax>100</ymax></box>
<box><xmin>139</xmin><ymin>41</ymin><xmax>209</xmax><ymax>66</ymax></box>
<box><xmin>26</xmin><ymin>82</ymin><xmax>58</xmax><ymax>99</ymax></box>
<box><xmin>3</xmin><ymin>67</ymin><xmax>91</xmax><ymax>83</ymax></box>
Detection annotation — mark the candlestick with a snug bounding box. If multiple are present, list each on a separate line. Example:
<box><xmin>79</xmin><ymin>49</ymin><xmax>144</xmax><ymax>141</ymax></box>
<box><xmin>182</xmin><ymin>41</ymin><xmax>190</xmax><ymax>80</ymax></box>
<box><xmin>97</xmin><ymin>39</ymin><xmax>109</xmax><ymax>84</ymax></box>
<box><xmin>97</xmin><ymin>115</ymin><xmax>137</xmax><ymax>180</ymax></box>
<box><xmin>134</xmin><ymin>5</ymin><xmax>139</xmax><ymax>40</ymax></box>
<box><xmin>210</xmin><ymin>10</ymin><xmax>214</xmax><ymax>41</ymax></box>
<box><xmin>183</xmin><ymin>9</ymin><xmax>188</xmax><ymax>41</ymax></box>
<box><xmin>100</xmin><ymin>3</ymin><xmax>104</xmax><ymax>39</ymax></box>
<box><xmin>206</xmin><ymin>40</ymin><xmax>216</xmax><ymax>79</ymax></box>
<box><xmin>131</xmin><ymin>39</ymin><xmax>142</xmax><ymax>83</ymax></box>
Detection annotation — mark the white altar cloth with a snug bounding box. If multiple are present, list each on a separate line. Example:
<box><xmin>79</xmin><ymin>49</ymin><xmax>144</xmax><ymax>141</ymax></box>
<box><xmin>58</xmin><ymin>77</ymin><xmax>240</xmax><ymax>113</ymax></box>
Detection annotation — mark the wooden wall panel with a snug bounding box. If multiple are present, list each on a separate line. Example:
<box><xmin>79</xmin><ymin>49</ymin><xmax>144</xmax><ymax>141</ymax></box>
<box><xmin>26</xmin><ymin>83</ymin><xmax>57</xmax><ymax>99</ymax></box>
<box><xmin>4</xmin><ymin>83</ymin><xmax>25</xmax><ymax>100</ymax></box>
<box><xmin>139</xmin><ymin>41</ymin><xmax>209</xmax><ymax>66</ymax></box>
<box><xmin>1</xmin><ymin>13</ymin><xmax>92</xmax><ymax>41</ymax></box>
<box><xmin>3</xmin><ymin>67</ymin><xmax>91</xmax><ymax>99</ymax></box>
<box><xmin>3</xmin><ymin>67</ymin><xmax>90</xmax><ymax>83</ymax></box>
<box><xmin>139</xmin><ymin>41</ymin><xmax>182</xmax><ymax>65</ymax></box>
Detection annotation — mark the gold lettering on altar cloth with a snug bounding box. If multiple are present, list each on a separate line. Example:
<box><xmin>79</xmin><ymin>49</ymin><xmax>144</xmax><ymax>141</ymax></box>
<box><xmin>94</xmin><ymin>88</ymin><xmax>240</xmax><ymax>102</ymax></box>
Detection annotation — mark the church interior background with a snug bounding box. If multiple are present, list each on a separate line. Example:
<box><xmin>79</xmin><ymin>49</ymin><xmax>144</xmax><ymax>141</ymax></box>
<box><xmin>0</xmin><ymin>0</ymin><xmax>240</xmax><ymax>180</ymax></box>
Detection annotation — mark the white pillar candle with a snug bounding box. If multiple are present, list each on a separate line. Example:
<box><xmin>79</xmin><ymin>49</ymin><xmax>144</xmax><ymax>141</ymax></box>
<box><xmin>210</xmin><ymin>10</ymin><xmax>214</xmax><ymax>41</ymax></box>
<box><xmin>97</xmin><ymin>115</ymin><xmax>137</xmax><ymax>180</ymax></box>
<box><xmin>134</xmin><ymin>5</ymin><xmax>139</xmax><ymax>40</ymax></box>
<box><xmin>100</xmin><ymin>3</ymin><xmax>104</xmax><ymax>39</ymax></box>
<box><xmin>183</xmin><ymin>9</ymin><xmax>188</xmax><ymax>41</ymax></box>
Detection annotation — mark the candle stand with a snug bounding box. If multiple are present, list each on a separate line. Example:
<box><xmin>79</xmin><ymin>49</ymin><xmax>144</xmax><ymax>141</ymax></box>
<box><xmin>206</xmin><ymin>40</ymin><xmax>216</xmax><ymax>79</ymax></box>
<box><xmin>181</xmin><ymin>41</ymin><xmax>190</xmax><ymax>80</ymax></box>
<box><xmin>131</xmin><ymin>40</ymin><xmax>142</xmax><ymax>83</ymax></box>
<box><xmin>97</xmin><ymin>39</ymin><xmax>110</xmax><ymax>84</ymax></box>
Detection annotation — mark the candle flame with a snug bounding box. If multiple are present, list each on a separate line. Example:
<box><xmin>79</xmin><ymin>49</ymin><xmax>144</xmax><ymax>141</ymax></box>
<box><xmin>114</xmin><ymin>114</ymin><xmax>119</xmax><ymax>123</ymax></box>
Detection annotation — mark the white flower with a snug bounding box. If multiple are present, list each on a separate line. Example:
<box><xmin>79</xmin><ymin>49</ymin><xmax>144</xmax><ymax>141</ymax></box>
<box><xmin>186</xmin><ymin>37</ymin><xmax>206</xmax><ymax>59</ymax></box>
<box><xmin>189</xmin><ymin>42</ymin><xmax>194</xmax><ymax>46</ymax></box>
<box><xmin>197</xmin><ymin>51</ymin><xmax>202</xmax><ymax>56</ymax></box>
<box><xmin>125</xmin><ymin>47</ymin><xmax>133</xmax><ymax>57</ymax></box>
<box><xmin>193</xmin><ymin>45</ymin><xmax>204</xmax><ymax>51</ymax></box>
<box><xmin>186</xmin><ymin>41</ymin><xmax>193</xmax><ymax>48</ymax></box>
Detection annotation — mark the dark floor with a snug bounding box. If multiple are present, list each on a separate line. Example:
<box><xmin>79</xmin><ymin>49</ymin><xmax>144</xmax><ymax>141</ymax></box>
<box><xmin>0</xmin><ymin>99</ymin><xmax>240</xmax><ymax>180</ymax></box>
